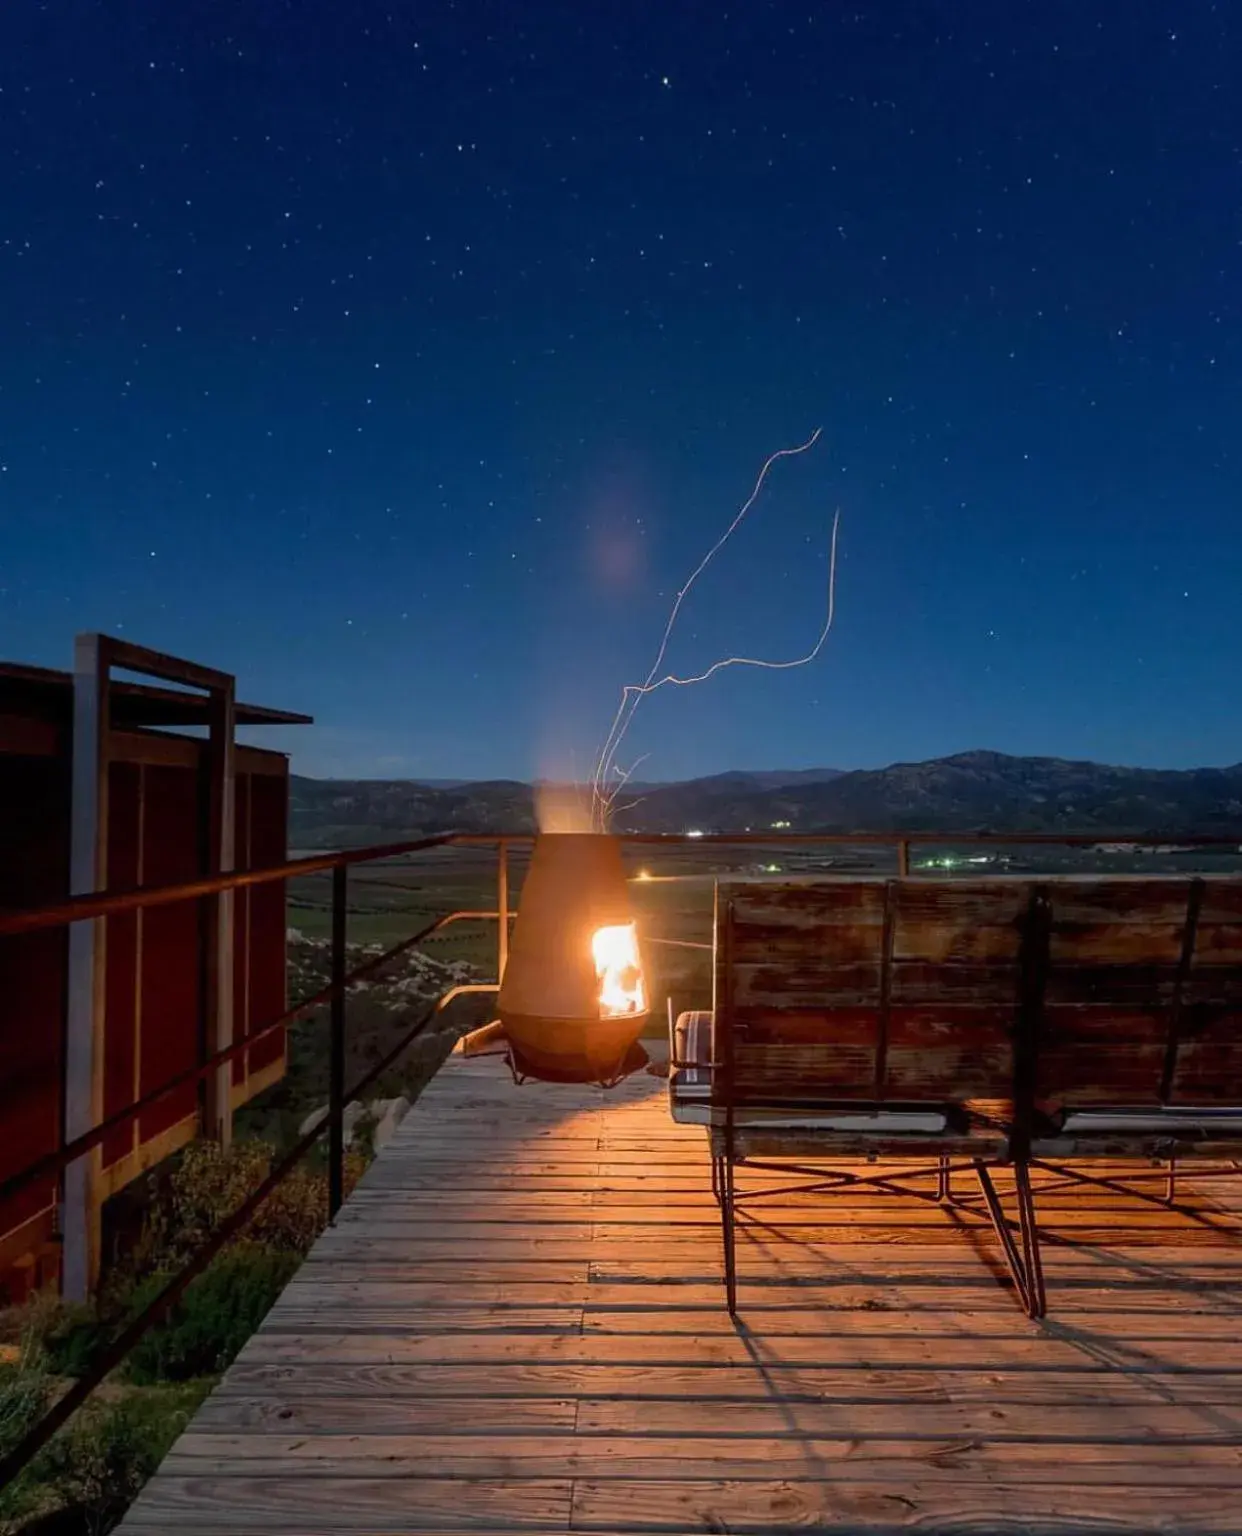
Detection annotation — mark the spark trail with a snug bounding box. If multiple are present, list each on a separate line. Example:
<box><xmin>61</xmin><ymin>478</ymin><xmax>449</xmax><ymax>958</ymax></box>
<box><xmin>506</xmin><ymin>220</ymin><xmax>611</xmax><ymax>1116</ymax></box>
<box><xmin>591</xmin><ymin>428</ymin><xmax>837</xmax><ymax>828</ymax></box>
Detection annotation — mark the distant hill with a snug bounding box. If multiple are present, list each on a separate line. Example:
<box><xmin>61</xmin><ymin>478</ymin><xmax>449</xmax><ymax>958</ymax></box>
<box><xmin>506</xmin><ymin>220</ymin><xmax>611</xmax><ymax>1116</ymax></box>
<box><xmin>289</xmin><ymin>752</ymin><xmax>1242</xmax><ymax>847</ymax></box>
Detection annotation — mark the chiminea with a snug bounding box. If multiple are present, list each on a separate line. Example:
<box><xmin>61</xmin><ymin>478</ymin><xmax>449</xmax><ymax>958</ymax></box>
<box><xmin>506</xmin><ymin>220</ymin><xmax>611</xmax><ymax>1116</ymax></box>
<box><xmin>497</xmin><ymin>833</ymin><xmax>650</xmax><ymax>1084</ymax></box>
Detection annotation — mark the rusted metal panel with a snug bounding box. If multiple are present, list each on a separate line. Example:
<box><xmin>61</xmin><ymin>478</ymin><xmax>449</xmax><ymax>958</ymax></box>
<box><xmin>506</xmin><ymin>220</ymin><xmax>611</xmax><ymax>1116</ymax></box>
<box><xmin>137</xmin><ymin>764</ymin><xmax>202</xmax><ymax>1147</ymax></box>
<box><xmin>102</xmin><ymin>761</ymin><xmax>142</xmax><ymax>1169</ymax></box>
<box><xmin>230</xmin><ymin>773</ymin><xmax>253</xmax><ymax>1091</ymax></box>
<box><xmin>244</xmin><ymin>769</ymin><xmax>289</xmax><ymax>1086</ymax></box>
<box><xmin>0</xmin><ymin>750</ymin><xmax>70</xmax><ymax>1297</ymax></box>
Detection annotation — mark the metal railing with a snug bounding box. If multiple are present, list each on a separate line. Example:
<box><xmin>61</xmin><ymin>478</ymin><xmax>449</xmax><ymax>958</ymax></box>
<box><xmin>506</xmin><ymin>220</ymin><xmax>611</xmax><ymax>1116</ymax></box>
<box><xmin>1</xmin><ymin>824</ymin><xmax>1239</xmax><ymax>1488</ymax></box>
<box><xmin>0</xmin><ymin>830</ymin><xmax>510</xmax><ymax>1488</ymax></box>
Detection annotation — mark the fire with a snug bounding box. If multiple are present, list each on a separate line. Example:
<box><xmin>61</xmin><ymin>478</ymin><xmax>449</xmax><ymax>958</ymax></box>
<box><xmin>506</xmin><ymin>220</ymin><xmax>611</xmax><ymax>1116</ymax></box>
<box><xmin>592</xmin><ymin>922</ymin><xmax>647</xmax><ymax>1018</ymax></box>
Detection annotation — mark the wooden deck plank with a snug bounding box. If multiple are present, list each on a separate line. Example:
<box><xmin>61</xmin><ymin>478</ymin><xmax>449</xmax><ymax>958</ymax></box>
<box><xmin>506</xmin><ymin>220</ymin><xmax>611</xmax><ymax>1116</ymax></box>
<box><xmin>571</xmin><ymin>1479</ymin><xmax>1242</xmax><ymax>1533</ymax></box>
<box><xmin>239</xmin><ymin>1331</ymin><xmax>1242</xmax><ymax>1369</ymax></box>
<box><xmin>262</xmin><ymin>1304</ymin><xmax>1242</xmax><ymax>1340</ymax></box>
<box><xmin>161</xmin><ymin>1431</ymin><xmax>1242</xmax><ymax>1479</ymax></box>
<box><xmin>119</xmin><ymin>1054</ymin><xmax>1242</xmax><ymax>1535</ymax></box>
<box><xmin>192</xmin><ymin>1394</ymin><xmax>1242</xmax><ymax>1442</ymax></box>
<box><xmin>220</xmin><ymin>1359</ymin><xmax>1242</xmax><ymax>1406</ymax></box>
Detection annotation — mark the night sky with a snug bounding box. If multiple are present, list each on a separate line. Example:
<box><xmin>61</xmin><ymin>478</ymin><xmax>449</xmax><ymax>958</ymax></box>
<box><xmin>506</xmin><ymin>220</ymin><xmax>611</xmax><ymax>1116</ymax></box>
<box><xmin>2</xmin><ymin>2</ymin><xmax>1238</xmax><ymax>781</ymax></box>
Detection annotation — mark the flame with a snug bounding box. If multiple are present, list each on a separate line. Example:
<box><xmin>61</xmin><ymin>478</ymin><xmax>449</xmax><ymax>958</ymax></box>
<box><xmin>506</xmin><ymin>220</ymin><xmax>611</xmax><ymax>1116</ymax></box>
<box><xmin>592</xmin><ymin>923</ymin><xmax>647</xmax><ymax>1018</ymax></box>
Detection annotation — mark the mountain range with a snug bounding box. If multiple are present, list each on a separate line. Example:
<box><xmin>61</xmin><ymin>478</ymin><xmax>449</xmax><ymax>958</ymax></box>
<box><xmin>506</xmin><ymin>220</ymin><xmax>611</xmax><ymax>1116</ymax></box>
<box><xmin>289</xmin><ymin>751</ymin><xmax>1242</xmax><ymax>848</ymax></box>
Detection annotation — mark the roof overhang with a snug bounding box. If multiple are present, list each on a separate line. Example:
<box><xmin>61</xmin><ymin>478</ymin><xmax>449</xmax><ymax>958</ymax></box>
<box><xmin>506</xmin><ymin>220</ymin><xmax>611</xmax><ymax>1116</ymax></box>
<box><xmin>0</xmin><ymin>661</ymin><xmax>313</xmax><ymax>729</ymax></box>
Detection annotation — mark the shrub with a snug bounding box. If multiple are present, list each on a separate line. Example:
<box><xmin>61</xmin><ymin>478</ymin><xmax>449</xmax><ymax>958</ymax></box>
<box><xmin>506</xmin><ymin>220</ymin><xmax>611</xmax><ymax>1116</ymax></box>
<box><xmin>143</xmin><ymin>1136</ymin><xmax>367</xmax><ymax>1272</ymax></box>
<box><xmin>35</xmin><ymin>1382</ymin><xmax>209</xmax><ymax>1536</ymax></box>
<box><xmin>0</xmin><ymin>1318</ymin><xmax>211</xmax><ymax>1534</ymax></box>
<box><xmin>0</xmin><ymin>1340</ymin><xmax>53</xmax><ymax>1530</ymax></box>
<box><xmin>124</xmin><ymin>1243</ymin><xmax>300</xmax><ymax>1385</ymax></box>
<box><xmin>37</xmin><ymin>1302</ymin><xmax>111</xmax><ymax>1382</ymax></box>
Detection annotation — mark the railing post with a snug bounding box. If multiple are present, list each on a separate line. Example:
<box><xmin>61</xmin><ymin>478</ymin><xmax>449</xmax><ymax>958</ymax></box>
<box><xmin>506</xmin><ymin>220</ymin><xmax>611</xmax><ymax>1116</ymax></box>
<box><xmin>497</xmin><ymin>838</ymin><xmax>509</xmax><ymax>983</ymax></box>
<box><xmin>897</xmin><ymin>839</ymin><xmax>910</xmax><ymax>878</ymax></box>
<box><xmin>328</xmin><ymin>864</ymin><xmax>347</xmax><ymax>1222</ymax></box>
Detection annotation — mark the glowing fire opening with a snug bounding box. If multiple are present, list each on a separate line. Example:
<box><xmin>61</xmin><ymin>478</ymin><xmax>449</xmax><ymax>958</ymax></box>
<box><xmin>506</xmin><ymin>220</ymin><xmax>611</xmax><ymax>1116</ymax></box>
<box><xmin>592</xmin><ymin>922</ymin><xmax>647</xmax><ymax>1019</ymax></box>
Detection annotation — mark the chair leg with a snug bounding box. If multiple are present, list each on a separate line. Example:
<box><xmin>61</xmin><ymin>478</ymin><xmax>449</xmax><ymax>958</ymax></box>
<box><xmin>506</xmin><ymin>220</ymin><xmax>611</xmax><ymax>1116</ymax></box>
<box><xmin>720</xmin><ymin>1156</ymin><xmax>738</xmax><ymax>1316</ymax></box>
<box><xmin>711</xmin><ymin>1153</ymin><xmax>722</xmax><ymax>1207</ymax></box>
<box><xmin>938</xmin><ymin>1154</ymin><xmax>951</xmax><ymax>1203</ymax></box>
<box><xmin>974</xmin><ymin>1159</ymin><xmax>1046</xmax><ymax>1319</ymax></box>
<box><xmin>1014</xmin><ymin>1160</ymin><xmax>1046</xmax><ymax>1319</ymax></box>
<box><xmin>1165</xmin><ymin>1157</ymin><xmax>1177</xmax><ymax>1207</ymax></box>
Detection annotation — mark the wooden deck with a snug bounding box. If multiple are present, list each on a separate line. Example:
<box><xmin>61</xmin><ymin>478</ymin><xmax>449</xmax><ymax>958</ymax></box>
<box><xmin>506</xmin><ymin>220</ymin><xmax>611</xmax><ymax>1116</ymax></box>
<box><xmin>120</xmin><ymin>1054</ymin><xmax>1242</xmax><ymax>1533</ymax></box>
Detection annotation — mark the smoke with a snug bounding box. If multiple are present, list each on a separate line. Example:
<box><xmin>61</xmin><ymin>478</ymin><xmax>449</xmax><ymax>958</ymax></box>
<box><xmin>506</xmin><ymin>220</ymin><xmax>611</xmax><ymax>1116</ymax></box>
<box><xmin>534</xmin><ymin>780</ymin><xmax>595</xmax><ymax>834</ymax></box>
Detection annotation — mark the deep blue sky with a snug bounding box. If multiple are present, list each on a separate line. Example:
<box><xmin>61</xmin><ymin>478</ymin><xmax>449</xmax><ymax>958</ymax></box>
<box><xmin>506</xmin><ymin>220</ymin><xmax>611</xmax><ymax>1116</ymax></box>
<box><xmin>2</xmin><ymin>2</ymin><xmax>1238</xmax><ymax>780</ymax></box>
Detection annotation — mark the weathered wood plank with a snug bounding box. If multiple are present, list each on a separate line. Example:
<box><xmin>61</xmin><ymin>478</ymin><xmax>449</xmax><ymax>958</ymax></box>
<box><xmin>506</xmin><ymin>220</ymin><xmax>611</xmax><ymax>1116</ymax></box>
<box><xmin>220</xmin><ymin>1358</ymin><xmax>1242</xmax><ymax>1406</ymax></box>
<box><xmin>571</xmin><ymin>1478</ymin><xmax>1242</xmax><ymax>1533</ymax></box>
<box><xmin>162</xmin><ymin>1431</ymin><xmax>1242</xmax><ymax>1480</ymax></box>
<box><xmin>189</xmin><ymin>1393</ymin><xmax>1242</xmax><ymax>1442</ymax></box>
<box><xmin>722</xmin><ymin>875</ymin><xmax>1242</xmax><ymax>1116</ymax></box>
<box><xmin>577</xmin><ymin>1396</ymin><xmax>1242</xmax><ymax>1440</ymax></box>
<box><xmin>123</xmin><ymin>1477</ymin><xmax>573</xmax><ymax>1529</ymax></box>
<box><xmin>316</xmin><ymin>1205</ymin><xmax>1242</xmax><ymax>1234</ymax></box>
<box><xmin>239</xmin><ymin>1329</ymin><xmax>1242</xmax><ymax>1370</ymax></box>
<box><xmin>259</xmin><ymin>1302</ymin><xmax>1242</xmax><ymax>1341</ymax></box>
<box><xmin>274</xmin><ymin>1278</ymin><xmax>1242</xmax><ymax>1312</ymax></box>
<box><xmin>192</xmin><ymin>1395</ymin><xmax>579</xmax><ymax>1433</ymax></box>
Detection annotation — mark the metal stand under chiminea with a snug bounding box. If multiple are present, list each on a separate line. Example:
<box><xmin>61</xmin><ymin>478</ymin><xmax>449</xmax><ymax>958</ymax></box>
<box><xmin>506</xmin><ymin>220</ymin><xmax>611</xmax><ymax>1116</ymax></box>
<box><xmin>457</xmin><ymin>833</ymin><xmax>651</xmax><ymax>1087</ymax></box>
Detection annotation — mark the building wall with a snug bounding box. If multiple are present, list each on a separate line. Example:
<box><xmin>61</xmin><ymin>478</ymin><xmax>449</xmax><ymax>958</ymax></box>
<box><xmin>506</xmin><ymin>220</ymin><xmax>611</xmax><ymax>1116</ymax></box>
<box><xmin>0</xmin><ymin>749</ymin><xmax>71</xmax><ymax>1292</ymax></box>
<box><xmin>0</xmin><ymin>731</ymin><xmax>291</xmax><ymax>1301</ymax></box>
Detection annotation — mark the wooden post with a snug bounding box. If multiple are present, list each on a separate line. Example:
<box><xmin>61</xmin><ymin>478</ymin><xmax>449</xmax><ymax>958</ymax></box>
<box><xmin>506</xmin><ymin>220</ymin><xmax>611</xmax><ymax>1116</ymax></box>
<box><xmin>201</xmin><ymin>680</ymin><xmax>237</xmax><ymax>1147</ymax></box>
<box><xmin>63</xmin><ymin>634</ymin><xmax>109</xmax><ymax>1302</ymax></box>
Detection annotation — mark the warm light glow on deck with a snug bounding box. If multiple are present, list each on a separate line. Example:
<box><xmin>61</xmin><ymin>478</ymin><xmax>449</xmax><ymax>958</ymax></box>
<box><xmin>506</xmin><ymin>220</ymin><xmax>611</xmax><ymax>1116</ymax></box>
<box><xmin>592</xmin><ymin>922</ymin><xmax>647</xmax><ymax>1018</ymax></box>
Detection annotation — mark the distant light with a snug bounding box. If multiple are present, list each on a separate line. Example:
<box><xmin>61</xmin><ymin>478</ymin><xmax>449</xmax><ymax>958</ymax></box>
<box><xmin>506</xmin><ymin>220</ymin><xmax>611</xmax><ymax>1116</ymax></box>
<box><xmin>770</xmin><ymin>819</ymin><xmax>791</xmax><ymax>830</ymax></box>
<box><xmin>765</xmin><ymin>863</ymin><xmax>781</xmax><ymax>873</ymax></box>
<box><xmin>686</xmin><ymin>828</ymin><xmax>704</xmax><ymax>839</ymax></box>
<box><xmin>636</xmin><ymin>869</ymin><xmax>652</xmax><ymax>881</ymax></box>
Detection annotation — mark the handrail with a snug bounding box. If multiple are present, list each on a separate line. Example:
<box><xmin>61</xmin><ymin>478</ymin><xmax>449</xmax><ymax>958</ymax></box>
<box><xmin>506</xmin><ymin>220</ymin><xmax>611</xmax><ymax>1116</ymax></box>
<box><xmin>0</xmin><ymin>908</ymin><xmax>498</xmax><ymax>1209</ymax></box>
<box><xmin>3</xmin><ymin>823</ymin><xmax>1237</xmax><ymax>1204</ymax></box>
<box><xmin>617</xmin><ymin>830</ymin><xmax>1240</xmax><ymax>846</ymax></box>
<box><xmin>0</xmin><ymin>832</ymin><xmax>506</xmax><ymax>1494</ymax></box>
<box><xmin>0</xmin><ymin>995</ymin><xmax>442</xmax><ymax>1490</ymax></box>
<box><xmin>0</xmin><ymin>831</ymin><xmax>459</xmax><ymax>939</ymax></box>
<box><xmin>4</xmin><ymin>827</ymin><xmax>1238</xmax><ymax>938</ymax></box>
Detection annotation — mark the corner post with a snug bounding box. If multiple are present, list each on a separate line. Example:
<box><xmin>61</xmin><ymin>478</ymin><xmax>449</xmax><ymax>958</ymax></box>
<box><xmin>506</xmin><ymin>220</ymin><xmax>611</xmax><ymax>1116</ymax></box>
<box><xmin>63</xmin><ymin>634</ymin><xmax>109</xmax><ymax>1302</ymax></box>
<box><xmin>201</xmin><ymin>676</ymin><xmax>237</xmax><ymax>1148</ymax></box>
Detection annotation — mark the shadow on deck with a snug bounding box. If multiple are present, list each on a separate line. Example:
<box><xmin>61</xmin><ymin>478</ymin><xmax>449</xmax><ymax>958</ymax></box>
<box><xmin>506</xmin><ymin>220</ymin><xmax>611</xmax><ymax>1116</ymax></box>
<box><xmin>119</xmin><ymin>1055</ymin><xmax>1242</xmax><ymax>1533</ymax></box>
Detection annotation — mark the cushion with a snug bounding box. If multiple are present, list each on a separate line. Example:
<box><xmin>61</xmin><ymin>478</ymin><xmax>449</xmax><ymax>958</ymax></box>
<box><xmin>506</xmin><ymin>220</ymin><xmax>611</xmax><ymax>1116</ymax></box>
<box><xmin>671</xmin><ymin>1009</ymin><xmax>714</xmax><ymax>1083</ymax></box>
<box><xmin>667</xmin><ymin>1009</ymin><xmax>945</xmax><ymax>1133</ymax></box>
<box><xmin>1061</xmin><ymin>1107</ymin><xmax>1242</xmax><ymax>1135</ymax></box>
